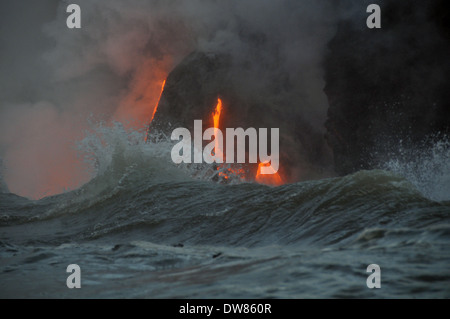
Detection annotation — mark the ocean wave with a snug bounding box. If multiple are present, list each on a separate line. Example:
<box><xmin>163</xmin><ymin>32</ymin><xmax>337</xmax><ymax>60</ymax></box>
<box><xmin>2</xmin><ymin>166</ymin><xmax>447</xmax><ymax>248</ymax></box>
<box><xmin>383</xmin><ymin>137</ymin><xmax>450</xmax><ymax>202</ymax></box>
<box><xmin>1</xmin><ymin>124</ymin><xmax>449</xmax><ymax>250</ymax></box>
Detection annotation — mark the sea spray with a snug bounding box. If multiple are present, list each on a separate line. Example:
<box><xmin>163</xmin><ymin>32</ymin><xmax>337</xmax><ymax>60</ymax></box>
<box><xmin>383</xmin><ymin>137</ymin><xmax>450</xmax><ymax>202</ymax></box>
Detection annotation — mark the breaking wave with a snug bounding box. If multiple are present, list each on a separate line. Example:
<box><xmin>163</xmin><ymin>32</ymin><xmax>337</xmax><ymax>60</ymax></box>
<box><xmin>0</xmin><ymin>123</ymin><xmax>449</xmax><ymax>298</ymax></box>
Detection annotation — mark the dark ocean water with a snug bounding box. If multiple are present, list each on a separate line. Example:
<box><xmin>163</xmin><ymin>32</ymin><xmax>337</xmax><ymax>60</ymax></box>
<box><xmin>0</xmin><ymin>129</ymin><xmax>449</xmax><ymax>298</ymax></box>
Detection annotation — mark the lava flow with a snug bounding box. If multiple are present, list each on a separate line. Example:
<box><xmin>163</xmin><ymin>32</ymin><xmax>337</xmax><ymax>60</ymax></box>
<box><xmin>213</xmin><ymin>98</ymin><xmax>243</xmax><ymax>181</ymax></box>
<box><xmin>212</xmin><ymin>98</ymin><xmax>223</xmax><ymax>160</ymax></box>
<box><xmin>211</xmin><ymin>97</ymin><xmax>283</xmax><ymax>186</ymax></box>
<box><xmin>255</xmin><ymin>162</ymin><xmax>283</xmax><ymax>186</ymax></box>
<box><xmin>217</xmin><ymin>166</ymin><xmax>246</xmax><ymax>181</ymax></box>
<box><xmin>150</xmin><ymin>79</ymin><xmax>166</xmax><ymax>123</ymax></box>
<box><xmin>145</xmin><ymin>79</ymin><xmax>166</xmax><ymax>142</ymax></box>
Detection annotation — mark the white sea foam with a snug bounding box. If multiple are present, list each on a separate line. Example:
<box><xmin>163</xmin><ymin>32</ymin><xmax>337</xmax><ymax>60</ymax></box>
<box><xmin>383</xmin><ymin>138</ymin><xmax>450</xmax><ymax>202</ymax></box>
<box><xmin>76</xmin><ymin>122</ymin><xmax>245</xmax><ymax>192</ymax></box>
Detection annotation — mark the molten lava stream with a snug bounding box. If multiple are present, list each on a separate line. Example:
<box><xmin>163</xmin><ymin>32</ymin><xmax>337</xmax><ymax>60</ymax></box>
<box><xmin>212</xmin><ymin>98</ymin><xmax>223</xmax><ymax>160</ymax></box>
<box><xmin>145</xmin><ymin>79</ymin><xmax>166</xmax><ymax>142</ymax></box>
<box><xmin>213</xmin><ymin>98</ymin><xmax>241</xmax><ymax>181</ymax></box>
<box><xmin>211</xmin><ymin>97</ymin><xmax>282</xmax><ymax>185</ymax></box>
<box><xmin>255</xmin><ymin>162</ymin><xmax>283</xmax><ymax>186</ymax></box>
<box><xmin>150</xmin><ymin>79</ymin><xmax>166</xmax><ymax>123</ymax></box>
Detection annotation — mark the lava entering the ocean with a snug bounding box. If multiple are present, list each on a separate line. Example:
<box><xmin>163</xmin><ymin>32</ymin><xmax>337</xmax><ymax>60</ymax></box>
<box><xmin>255</xmin><ymin>161</ymin><xmax>283</xmax><ymax>186</ymax></box>
<box><xmin>211</xmin><ymin>97</ymin><xmax>283</xmax><ymax>186</ymax></box>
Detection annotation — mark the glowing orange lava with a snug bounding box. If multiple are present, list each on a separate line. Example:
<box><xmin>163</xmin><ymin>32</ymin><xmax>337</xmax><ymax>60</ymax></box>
<box><xmin>212</xmin><ymin>98</ymin><xmax>242</xmax><ymax>181</ymax></box>
<box><xmin>211</xmin><ymin>97</ymin><xmax>283</xmax><ymax>185</ymax></box>
<box><xmin>150</xmin><ymin>79</ymin><xmax>166</xmax><ymax>123</ymax></box>
<box><xmin>255</xmin><ymin>161</ymin><xmax>283</xmax><ymax>186</ymax></box>
<box><xmin>212</xmin><ymin>98</ymin><xmax>223</xmax><ymax>160</ymax></box>
<box><xmin>217</xmin><ymin>166</ymin><xmax>246</xmax><ymax>181</ymax></box>
<box><xmin>145</xmin><ymin>79</ymin><xmax>166</xmax><ymax>142</ymax></box>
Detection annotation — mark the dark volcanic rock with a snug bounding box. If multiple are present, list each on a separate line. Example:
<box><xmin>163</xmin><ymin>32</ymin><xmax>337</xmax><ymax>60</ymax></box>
<box><xmin>148</xmin><ymin>52</ymin><xmax>333</xmax><ymax>182</ymax></box>
<box><xmin>148</xmin><ymin>52</ymin><xmax>233</xmax><ymax>134</ymax></box>
<box><xmin>324</xmin><ymin>0</ymin><xmax>450</xmax><ymax>174</ymax></box>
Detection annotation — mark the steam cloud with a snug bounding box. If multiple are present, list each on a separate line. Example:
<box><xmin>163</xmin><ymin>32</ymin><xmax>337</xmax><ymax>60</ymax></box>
<box><xmin>0</xmin><ymin>0</ymin><xmax>338</xmax><ymax>199</ymax></box>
